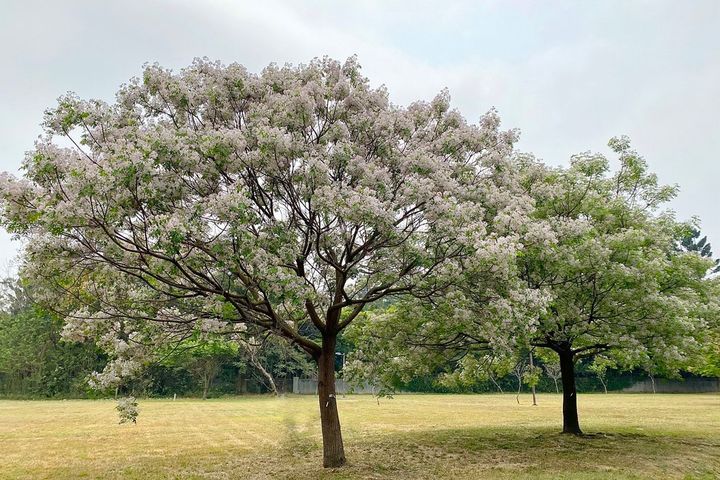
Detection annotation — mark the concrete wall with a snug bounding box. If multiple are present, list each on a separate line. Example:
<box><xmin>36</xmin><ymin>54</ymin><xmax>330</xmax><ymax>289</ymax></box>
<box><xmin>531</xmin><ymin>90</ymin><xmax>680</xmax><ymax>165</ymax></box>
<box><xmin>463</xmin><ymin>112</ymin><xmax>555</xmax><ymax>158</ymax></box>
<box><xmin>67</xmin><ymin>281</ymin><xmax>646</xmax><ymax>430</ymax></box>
<box><xmin>290</xmin><ymin>376</ymin><xmax>720</xmax><ymax>395</ymax></box>
<box><xmin>621</xmin><ymin>377</ymin><xmax>719</xmax><ymax>393</ymax></box>
<box><xmin>292</xmin><ymin>377</ymin><xmax>378</xmax><ymax>395</ymax></box>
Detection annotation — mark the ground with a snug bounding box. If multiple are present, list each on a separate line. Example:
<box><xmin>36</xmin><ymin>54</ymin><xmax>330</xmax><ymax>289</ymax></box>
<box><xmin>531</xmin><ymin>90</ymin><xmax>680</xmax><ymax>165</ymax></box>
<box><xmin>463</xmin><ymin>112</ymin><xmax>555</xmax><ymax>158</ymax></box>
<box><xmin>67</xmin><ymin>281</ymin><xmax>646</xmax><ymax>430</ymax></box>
<box><xmin>1</xmin><ymin>393</ymin><xmax>718</xmax><ymax>479</ymax></box>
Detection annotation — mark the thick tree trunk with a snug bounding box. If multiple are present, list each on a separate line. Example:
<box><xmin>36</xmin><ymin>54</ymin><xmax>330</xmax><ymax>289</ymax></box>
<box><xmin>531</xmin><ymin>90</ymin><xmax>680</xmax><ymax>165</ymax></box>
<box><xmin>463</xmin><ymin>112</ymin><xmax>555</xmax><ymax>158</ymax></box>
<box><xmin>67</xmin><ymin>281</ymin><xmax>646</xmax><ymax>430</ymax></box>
<box><xmin>316</xmin><ymin>335</ymin><xmax>346</xmax><ymax>468</ymax></box>
<box><xmin>558</xmin><ymin>349</ymin><xmax>582</xmax><ymax>434</ymax></box>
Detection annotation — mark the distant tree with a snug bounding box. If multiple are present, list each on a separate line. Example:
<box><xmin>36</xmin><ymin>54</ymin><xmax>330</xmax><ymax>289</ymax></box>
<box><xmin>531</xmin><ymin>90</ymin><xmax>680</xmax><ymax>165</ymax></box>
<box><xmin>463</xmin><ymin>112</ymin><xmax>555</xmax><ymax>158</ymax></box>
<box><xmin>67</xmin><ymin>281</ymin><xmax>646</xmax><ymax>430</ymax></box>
<box><xmin>588</xmin><ymin>356</ymin><xmax>614</xmax><ymax>394</ymax></box>
<box><xmin>511</xmin><ymin>358</ymin><xmax>527</xmax><ymax>404</ymax></box>
<box><xmin>237</xmin><ymin>334</ymin><xmax>315</xmax><ymax>395</ymax></box>
<box><xmin>543</xmin><ymin>362</ymin><xmax>562</xmax><ymax>393</ymax></box>
<box><xmin>680</xmin><ymin>228</ymin><xmax>720</xmax><ymax>274</ymax></box>
<box><xmin>165</xmin><ymin>336</ymin><xmax>238</xmax><ymax>399</ymax></box>
<box><xmin>526</xmin><ymin>351</ymin><xmax>540</xmax><ymax>405</ymax></box>
<box><xmin>0</xmin><ymin>276</ymin><xmax>104</xmax><ymax>397</ymax></box>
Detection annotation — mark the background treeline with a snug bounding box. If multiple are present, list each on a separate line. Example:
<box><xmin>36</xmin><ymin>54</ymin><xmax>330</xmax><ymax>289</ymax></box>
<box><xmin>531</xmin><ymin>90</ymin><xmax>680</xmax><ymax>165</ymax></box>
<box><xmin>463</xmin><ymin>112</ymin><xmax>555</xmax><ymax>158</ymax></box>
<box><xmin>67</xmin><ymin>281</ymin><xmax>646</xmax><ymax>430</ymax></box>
<box><xmin>0</xmin><ymin>278</ymin><xmax>104</xmax><ymax>397</ymax></box>
<box><xmin>4</xmin><ymin>227</ymin><xmax>719</xmax><ymax>398</ymax></box>
<box><xmin>0</xmin><ymin>277</ymin><xmax>315</xmax><ymax>398</ymax></box>
<box><xmin>1</xmin><ymin>273</ymin><xmax>715</xmax><ymax>399</ymax></box>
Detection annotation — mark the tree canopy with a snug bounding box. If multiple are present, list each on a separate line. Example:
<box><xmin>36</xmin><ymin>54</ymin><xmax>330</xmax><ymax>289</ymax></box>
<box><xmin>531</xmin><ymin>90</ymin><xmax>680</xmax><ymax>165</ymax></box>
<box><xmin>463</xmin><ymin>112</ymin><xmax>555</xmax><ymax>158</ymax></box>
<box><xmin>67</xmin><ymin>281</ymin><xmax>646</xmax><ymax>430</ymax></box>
<box><xmin>346</xmin><ymin>137</ymin><xmax>719</xmax><ymax>433</ymax></box>
<box><xmin>0</xmin><ymin>57</ymin><xmax>528</xmax><ymax>467</ymax></box>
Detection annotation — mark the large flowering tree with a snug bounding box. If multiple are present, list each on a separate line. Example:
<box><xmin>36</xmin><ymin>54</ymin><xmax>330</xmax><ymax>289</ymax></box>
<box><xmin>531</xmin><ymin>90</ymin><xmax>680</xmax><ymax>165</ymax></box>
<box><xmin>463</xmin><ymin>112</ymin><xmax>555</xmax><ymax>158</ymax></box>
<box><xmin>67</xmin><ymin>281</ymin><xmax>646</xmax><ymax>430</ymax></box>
<box><xmin>0</xmin><ymin>57</ymin><xmax>523</xmax><ymax>467</ymax></box>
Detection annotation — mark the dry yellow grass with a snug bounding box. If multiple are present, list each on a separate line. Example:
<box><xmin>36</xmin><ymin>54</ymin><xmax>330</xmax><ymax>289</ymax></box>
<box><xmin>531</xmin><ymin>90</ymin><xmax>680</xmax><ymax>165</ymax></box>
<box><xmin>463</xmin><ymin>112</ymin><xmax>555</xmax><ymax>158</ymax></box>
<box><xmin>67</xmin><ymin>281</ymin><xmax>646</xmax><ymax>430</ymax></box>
<box><xmin>1</xmin><ymin>393</ymin><xmax>719</xmax><ymax>479</ymax></box>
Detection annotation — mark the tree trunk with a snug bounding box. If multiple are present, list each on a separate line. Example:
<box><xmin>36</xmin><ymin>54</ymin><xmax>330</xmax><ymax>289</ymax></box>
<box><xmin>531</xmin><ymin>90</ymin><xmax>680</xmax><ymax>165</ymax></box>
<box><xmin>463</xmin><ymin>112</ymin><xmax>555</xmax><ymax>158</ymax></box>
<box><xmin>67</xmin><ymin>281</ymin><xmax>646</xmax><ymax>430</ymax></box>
<box><xmin>316</xmin><ymin>335</ymin><xmax>346</xmax><ymax>468</ymax></box>
<box><xmin>598</xmin><ymin>375</ymin><xmax>608</xmax><ymax>394</ymax></box>
<box><xmin>250</xmin><ymin>353</ymin><xmax>278</xmax><ymax>396</ymax></box>
<box><xmin>553</xmin><ymin>378</ymin><xmax>559</xmax><ymax>393</ymax></box>
<box><xmin>202</xmin><ymin>374</ymin><xmax>210</xmax><ymax>400</ymax></box>
<box><xmin>489</xmin><ymin>373</ymin><xmax>504</xmax><ymax>394</ymax></box>
<box><xmin>558</xmin><ymin>349</ymin><xmax>582</xmax><ymax>434</ymax></box>
<box><xmin>529</xmin><ymin>352</ymin><xmax>537</xmax><ymax>406</ymax></box>
<box><xmin>531</xmin><ymin>380</ymin><xmax>537</xmax><ymax>405</ymax></box>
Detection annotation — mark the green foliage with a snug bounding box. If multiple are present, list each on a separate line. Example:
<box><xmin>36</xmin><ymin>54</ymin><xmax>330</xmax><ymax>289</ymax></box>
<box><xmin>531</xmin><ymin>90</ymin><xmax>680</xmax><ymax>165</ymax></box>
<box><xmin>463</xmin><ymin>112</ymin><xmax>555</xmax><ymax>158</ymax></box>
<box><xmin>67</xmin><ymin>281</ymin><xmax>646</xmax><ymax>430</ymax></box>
<box><xmin>0</xmin><ymin>278</ymin><xmax>105</xmax><ymax>397</ymax></box>
<box><xmin>690</xmin><ymin>327</ymin><xmax>720</xmax><ymax>377</ymax></box>
<box><xmin>680</xmin><ymin>227</ymin><xmax>720</xmax><ymax>273</ymax></box>
<box><xmin>116</xmin><ymin>396</ymin><xmax>139</xmax><ymax>424</ymax></box>
<box><xmin>160</xmin><ymin>336</ymin><xmax>240</xmax><ymax>398</ymax></box>
<box><xmin>522</xmin><ymin>364</ymin><xmax>542</xmax><ymax>389</ymax></box>
<box><xmin>242</xmin><ymin>336</ymin><xmax>315</xmax><ymax>383</ymax></box>
<box><xmin>0</xmin><ymin>274</ymin><xmax>315</xmax><ymax>398</ymax></box>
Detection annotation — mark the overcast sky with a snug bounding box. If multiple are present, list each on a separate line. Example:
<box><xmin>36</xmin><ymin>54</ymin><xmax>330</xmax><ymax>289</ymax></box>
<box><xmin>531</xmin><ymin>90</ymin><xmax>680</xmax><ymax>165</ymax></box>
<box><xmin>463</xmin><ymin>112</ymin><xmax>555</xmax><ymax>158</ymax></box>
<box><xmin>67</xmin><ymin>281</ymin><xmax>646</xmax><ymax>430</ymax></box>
<box><xmin>1</xmin><ymin>0</ymin><xmax>719</xmax><ymax>269</ymax></box>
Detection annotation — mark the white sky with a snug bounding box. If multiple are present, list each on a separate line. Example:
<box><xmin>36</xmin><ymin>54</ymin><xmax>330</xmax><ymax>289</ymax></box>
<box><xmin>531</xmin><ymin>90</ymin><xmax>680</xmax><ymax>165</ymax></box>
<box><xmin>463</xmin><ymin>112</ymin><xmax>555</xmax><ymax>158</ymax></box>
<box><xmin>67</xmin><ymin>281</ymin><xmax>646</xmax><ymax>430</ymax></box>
<box><xmin>1</xmin><ymin>0</ymin><xmax>719</xmax><ymax>268</ymax></box>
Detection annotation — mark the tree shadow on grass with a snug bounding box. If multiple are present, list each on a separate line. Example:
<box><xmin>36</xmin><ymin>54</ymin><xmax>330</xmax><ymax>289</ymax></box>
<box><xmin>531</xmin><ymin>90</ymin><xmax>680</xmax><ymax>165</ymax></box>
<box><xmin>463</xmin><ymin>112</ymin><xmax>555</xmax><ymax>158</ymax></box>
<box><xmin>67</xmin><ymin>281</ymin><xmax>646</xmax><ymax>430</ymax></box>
<box><xmin>279</xmin><ymin>414</ymin><xmax>320</xmax><ymax>457</ymax></box>
<box><xmin>81</xmin><ymin>425</ymin><xmax>718</xmax><ymax>480</ymax></box>
<box><xmin>336</xmin><ymin>426</ymin><xmax>720</xmax><ymax>479</ymax></box>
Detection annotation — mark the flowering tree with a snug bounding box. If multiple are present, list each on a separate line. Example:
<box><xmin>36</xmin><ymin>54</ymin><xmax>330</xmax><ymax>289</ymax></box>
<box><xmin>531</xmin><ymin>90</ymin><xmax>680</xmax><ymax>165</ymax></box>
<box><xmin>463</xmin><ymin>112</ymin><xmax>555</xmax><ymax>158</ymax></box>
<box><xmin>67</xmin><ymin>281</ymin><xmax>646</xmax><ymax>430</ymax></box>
<box><xmin>0</xmin><ymin>57</ymin><xmax>520</xmax><ymax>467</ymax></box>
<box><xmin>346</xmin><ymin>138</ymin><xmax>718</xmax><ymax>435</ymax></box>
<box><xmin>511</xmin><ymin>138</ymin><xmax>718</xmax><ymax>433</ymax></box>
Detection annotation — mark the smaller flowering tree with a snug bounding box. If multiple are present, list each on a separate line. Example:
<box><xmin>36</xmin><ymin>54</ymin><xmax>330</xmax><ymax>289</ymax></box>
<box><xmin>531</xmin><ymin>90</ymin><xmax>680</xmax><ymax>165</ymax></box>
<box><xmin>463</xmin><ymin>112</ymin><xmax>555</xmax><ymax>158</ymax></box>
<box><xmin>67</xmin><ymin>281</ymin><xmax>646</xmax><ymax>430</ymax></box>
<box><xmin>346</xmin><ymin>138</ymin><xmax>719</xmax><ymax>435</ymax></box>
<box><xmin>512</xmin><ymin>138</ymin><xmax>718</xmax><ymax>433</ymax></box>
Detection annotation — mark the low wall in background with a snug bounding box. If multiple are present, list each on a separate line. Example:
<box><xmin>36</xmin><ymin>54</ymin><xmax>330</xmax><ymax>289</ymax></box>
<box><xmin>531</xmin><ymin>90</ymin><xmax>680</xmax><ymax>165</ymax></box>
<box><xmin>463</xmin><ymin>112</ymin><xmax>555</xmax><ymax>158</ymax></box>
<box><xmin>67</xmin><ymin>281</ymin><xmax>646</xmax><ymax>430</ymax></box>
<box><xmin>286</xmin><ymin>375</ymin><xmax>720</xmax><ymax>395</ymax></box>
<box><xmin>292</xmin><ymin>377</ymin><xmax>377</xmax><ymax>395</ymax></box>
<box><xmin>622</xmin><ymin>377</ymin><xmax>719</xmax><ymax>393</ymax></box>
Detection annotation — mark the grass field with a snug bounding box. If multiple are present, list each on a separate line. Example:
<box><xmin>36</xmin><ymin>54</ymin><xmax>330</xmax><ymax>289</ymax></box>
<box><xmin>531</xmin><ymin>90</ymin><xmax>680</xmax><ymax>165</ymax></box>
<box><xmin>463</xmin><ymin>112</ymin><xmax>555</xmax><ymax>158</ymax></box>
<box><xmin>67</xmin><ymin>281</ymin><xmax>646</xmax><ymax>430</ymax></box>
<box><xmin>1</xmin><ymin>393</ymin><xmax>719</xmax><ymax>479</ymax></box>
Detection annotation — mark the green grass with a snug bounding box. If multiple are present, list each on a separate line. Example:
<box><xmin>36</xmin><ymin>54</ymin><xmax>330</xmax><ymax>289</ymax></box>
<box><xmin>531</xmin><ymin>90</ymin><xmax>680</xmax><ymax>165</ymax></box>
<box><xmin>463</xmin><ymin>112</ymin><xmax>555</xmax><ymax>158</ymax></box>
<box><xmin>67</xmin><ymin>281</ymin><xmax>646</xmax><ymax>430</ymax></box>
<box><xmin>1</xmin><ymin>393</ymin><xmax>718</xmax><ymax>479</ymax></box>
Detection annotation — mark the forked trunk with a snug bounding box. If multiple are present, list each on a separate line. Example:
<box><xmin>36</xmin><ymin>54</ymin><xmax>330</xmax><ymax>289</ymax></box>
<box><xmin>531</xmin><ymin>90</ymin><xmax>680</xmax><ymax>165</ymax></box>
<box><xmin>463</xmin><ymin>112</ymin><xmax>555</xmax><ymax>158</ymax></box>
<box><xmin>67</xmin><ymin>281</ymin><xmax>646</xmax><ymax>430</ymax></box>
<box><xmin>558</xmin><ymin>349</ymin><xmax>582</xmax><ymax>434</ymax></box>
<box><xmin>316</xmin><ymin>335</ymin><xmax>346</xmax><ymax>468</ymax></box>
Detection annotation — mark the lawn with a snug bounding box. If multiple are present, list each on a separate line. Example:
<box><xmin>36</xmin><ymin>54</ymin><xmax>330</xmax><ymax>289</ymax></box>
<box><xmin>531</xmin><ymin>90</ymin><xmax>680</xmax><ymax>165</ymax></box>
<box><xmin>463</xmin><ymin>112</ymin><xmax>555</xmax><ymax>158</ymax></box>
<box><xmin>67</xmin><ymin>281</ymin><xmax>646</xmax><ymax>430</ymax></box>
<box><xmin>1</xmin><ymin>393</ymin><xmax>718</xmax><ymax>479</ymax></box>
